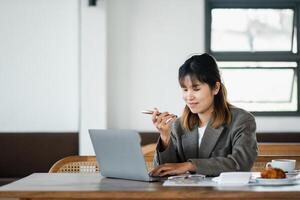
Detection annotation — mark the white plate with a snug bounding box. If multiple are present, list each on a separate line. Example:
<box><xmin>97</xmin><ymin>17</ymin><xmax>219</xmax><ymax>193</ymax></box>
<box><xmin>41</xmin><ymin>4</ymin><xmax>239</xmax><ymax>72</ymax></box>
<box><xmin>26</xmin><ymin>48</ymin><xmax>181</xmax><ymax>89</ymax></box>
<box><xmin>255</xmin><ymin>178</ymin><xmax>296</xmax><ymax>186</ymax></box>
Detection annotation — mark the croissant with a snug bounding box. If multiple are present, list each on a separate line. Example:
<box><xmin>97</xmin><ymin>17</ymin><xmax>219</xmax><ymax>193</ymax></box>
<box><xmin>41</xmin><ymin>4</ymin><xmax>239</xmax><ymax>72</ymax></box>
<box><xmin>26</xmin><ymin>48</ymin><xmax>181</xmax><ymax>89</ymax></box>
<box><xmin>261</xmin><ymin>167</ymin><xmax>286</xmax><ymax>179</ymax></box>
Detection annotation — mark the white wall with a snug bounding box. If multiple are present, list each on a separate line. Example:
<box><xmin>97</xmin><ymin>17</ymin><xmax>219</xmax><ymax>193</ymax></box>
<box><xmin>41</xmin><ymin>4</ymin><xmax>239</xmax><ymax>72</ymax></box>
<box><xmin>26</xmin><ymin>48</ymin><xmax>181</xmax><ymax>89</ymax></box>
<box><xmin>79</xmin><ymin>0</ymin><xmax>107</xmax><ymax>155</ymax></box>
<box><xmin>106</xmin><ymin>0</ymin><xmax>300</xmax><ymax>132</ymax></box>
<box><xmin>256</xmin><ymin>117</ymin><xmax>300</xmax><ymax>132</ymax></box>
<box><xmin>0</xmin><ymin>0</ymin><xmax>107</xmax><ymax>155</ymax></box>
<box><xmin>0</xmin><ymin>0</ymin><xmax>79</xmax><ymax>131</ymax></box>
<box><xmin>107</xmin><ymin>0</ymin><xmax>204</xmax><ymax>130</ymax></box>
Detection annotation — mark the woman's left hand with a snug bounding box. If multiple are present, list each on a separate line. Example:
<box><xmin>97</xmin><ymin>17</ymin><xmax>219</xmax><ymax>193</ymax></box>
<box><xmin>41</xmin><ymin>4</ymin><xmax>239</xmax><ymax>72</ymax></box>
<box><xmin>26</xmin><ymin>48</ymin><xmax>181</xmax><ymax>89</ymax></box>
<box><xmin>149</xmin><ymin>162</ymin><xmax>197</xmax><ymax>177</ymax></box>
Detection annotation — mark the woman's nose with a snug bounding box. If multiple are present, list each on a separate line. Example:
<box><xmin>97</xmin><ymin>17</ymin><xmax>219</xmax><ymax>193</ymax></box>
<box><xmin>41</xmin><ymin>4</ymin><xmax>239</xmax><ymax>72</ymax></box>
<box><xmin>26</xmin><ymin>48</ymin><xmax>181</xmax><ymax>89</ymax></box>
<box><xmin>186</xmin><ymin>91</ymin><xmax>195</xmax><ymax>100</ymax></box>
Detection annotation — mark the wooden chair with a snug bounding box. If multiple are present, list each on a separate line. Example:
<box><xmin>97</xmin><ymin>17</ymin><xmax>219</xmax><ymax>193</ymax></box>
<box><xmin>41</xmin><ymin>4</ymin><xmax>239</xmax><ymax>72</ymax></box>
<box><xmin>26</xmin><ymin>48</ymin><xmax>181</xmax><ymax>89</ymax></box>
<box><xmin>258</xmin><ymin>143</ymin><xmax>300</xmax><ymax>155</ymax></box>
<box><xmin>49</xmin><ymin>155</ymin><xmax>99</xmax><ymax>173</ymax></box>
<box><xmin>49</xmin><ymin>143</ymin><xmax>157</xmax><ymax>173</ymax></box>
<box><xmin>50</xmin><ymin>142</ymin><xmax>300</xmax><ymax>173</ymax></box>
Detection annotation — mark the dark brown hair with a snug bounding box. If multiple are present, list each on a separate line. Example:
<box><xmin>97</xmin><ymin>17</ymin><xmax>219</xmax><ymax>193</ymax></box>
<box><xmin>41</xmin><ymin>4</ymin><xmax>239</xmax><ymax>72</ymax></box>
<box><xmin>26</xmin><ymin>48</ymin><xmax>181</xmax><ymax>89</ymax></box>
<box><xmin>178</xmin><ymin>53</ymin><xmax>231</xmax><ymax>130</ymax></box>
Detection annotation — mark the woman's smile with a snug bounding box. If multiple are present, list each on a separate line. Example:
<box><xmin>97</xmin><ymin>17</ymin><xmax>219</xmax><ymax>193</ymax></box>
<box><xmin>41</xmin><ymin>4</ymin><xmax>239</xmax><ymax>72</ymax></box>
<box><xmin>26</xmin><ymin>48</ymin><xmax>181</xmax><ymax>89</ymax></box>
<box><xmin>187</xmin><ymin>102</ymin><xmax>199</xmax><ymax>108</ymax></box>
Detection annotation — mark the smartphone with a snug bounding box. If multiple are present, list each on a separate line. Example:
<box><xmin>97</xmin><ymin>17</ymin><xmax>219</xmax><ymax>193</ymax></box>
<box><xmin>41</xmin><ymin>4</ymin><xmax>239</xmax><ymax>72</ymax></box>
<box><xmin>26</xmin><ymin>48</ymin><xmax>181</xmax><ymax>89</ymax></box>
<box><xmin>141</xmin><ymin>109</ymin><xmax>155</xmax><ymax>115</ymax></box>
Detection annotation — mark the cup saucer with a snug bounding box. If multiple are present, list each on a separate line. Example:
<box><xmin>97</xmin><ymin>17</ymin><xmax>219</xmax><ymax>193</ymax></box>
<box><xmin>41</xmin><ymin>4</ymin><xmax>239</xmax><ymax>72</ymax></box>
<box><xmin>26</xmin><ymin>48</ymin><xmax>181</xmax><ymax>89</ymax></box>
<box><xmin>286</xmin><ymin>170</ymin><xmax>300</xmax><ymax>176</ymax></box>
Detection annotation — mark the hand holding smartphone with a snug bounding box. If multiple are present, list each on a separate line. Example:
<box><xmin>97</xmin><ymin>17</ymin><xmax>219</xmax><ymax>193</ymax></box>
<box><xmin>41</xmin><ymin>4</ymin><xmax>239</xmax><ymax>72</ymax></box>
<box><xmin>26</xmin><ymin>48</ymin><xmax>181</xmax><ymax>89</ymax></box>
<box><xmin>142</xmin><ymin>108</ymin><xmax>176</xmax><ymax>149</ymax></box>
<box><xmin>141</xmin><ymin>109</ymin><xmax>176</xmax><ymax>124</ymax></box>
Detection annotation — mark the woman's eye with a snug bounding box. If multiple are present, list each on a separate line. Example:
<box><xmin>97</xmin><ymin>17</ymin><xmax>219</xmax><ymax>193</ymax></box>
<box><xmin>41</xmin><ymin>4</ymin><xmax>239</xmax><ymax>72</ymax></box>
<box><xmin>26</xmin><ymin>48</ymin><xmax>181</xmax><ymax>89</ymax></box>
<box><xmin>193</xmin><ymin>88</ymin><xmax>200</xmax><ymax>91</ymax></box>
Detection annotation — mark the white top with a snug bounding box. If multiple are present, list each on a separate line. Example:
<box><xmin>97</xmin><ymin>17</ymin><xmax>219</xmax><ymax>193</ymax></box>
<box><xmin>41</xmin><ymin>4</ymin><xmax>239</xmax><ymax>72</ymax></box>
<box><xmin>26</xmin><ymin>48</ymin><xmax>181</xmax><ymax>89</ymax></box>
<box><xmin>198</xmin><ymin>125</ymin><xmax>207</xmax><ymax>148</ymax></box>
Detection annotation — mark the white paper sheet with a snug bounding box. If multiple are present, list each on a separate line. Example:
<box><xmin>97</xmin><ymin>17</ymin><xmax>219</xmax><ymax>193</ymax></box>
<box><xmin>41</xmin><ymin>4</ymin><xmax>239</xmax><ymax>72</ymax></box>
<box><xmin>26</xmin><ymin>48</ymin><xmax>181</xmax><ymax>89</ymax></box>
<box><xmin>163</xmin><ymin>177</ymin><xmax>217</xmax><ymax>187</ymax></box>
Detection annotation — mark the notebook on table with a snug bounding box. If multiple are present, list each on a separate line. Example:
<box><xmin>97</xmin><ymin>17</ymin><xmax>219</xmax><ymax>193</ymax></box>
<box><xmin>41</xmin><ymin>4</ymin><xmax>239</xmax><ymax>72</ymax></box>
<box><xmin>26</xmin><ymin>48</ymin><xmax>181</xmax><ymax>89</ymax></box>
<box><xmin>89</xmin><ymin>129</ymin><xmax>160</xmax><ymax>182</ymax></box>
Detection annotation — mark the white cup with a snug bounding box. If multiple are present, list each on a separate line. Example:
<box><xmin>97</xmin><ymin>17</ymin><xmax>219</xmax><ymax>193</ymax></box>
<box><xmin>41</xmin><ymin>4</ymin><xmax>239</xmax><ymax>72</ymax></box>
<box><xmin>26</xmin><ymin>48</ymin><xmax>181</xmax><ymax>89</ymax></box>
<box><xmin>266</xmin><ymin>159</ymin><xmax>296</xmax><ymax>172</ymax></box>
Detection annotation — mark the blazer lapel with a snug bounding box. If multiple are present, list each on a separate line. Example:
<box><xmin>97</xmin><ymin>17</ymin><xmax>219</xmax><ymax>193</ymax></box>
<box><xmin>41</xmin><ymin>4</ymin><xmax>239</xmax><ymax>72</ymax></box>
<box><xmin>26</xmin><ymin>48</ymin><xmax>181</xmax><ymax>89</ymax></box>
<box><xmin>181</xmin><ymin>126</ymin><xmax>198</xmax><ymax>160</ymax></box>
<box><xmin>198</xmin><ymin>124</ymin><xmax>224</xmax><ymax>158</ymax></box>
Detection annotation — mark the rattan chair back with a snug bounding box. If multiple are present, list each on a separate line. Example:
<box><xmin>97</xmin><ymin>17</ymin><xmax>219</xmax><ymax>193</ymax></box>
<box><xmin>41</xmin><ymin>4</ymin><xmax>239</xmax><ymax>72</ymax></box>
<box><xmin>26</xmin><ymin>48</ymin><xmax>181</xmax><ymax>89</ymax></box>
<box><xmin>49</xmin><ymin>143</ymin><xmax>157</xmax><ymax>173</ymax></box>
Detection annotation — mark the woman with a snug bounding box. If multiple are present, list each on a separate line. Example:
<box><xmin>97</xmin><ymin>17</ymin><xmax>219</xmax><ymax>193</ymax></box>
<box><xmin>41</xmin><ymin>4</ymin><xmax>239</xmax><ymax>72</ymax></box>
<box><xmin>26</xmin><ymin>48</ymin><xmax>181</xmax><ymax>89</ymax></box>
<box><xmin>149</xmin><ymin>53</ymin><xmax>257</xmax><ymax>177</ymax></box>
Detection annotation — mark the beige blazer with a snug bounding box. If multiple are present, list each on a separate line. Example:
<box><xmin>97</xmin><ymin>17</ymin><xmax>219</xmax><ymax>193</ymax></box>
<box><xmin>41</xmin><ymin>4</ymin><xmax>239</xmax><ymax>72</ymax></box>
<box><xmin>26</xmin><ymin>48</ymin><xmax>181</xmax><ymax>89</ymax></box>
<box><xmin>154</xmin><ymin>106</ymin><xmax>258</xmax><ymax>176</ymax></box>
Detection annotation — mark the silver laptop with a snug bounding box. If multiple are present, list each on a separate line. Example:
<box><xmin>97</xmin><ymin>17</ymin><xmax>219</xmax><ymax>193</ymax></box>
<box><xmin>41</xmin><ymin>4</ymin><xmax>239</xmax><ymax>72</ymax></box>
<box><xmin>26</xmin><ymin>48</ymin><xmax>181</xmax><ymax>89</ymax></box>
<box><xmin>89</xmin><ymin>129</ymin><xmax>159</xmax><ymax>182</ymax></box>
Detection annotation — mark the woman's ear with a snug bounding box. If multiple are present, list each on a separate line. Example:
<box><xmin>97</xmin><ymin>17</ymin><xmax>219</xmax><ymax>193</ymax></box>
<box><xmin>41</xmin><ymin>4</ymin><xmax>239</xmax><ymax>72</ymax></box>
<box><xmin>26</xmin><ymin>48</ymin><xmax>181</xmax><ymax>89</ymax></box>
<box><xmin>213</xmin><ymin>82</ymin><xmax>221</xmax><ymax>95</ymax></box>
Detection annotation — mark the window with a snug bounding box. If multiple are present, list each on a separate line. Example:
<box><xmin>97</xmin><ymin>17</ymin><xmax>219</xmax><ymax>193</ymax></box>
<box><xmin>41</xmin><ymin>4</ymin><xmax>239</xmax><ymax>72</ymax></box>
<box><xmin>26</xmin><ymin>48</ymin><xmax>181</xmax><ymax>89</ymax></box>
<box><xmin>205</xmin><ymin>0</ymin><xmax>300</xmax><ymax>115</ymax></box>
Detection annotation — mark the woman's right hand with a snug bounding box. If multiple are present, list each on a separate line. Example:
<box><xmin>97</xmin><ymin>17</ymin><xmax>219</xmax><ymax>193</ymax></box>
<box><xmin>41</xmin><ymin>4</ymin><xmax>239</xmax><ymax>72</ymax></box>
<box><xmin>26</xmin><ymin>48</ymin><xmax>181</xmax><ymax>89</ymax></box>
<box><xmin>151</xmin><ymin>108</ymin><xmax>177</xmax><ymax>148</ymax></box>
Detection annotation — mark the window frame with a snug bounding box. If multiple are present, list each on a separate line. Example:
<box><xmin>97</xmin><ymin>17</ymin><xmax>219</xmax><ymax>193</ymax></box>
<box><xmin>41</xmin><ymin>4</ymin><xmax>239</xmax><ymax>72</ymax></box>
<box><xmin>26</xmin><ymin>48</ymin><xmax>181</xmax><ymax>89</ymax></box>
<box><xmin>205</xmin><ymin>0</ymin><xmax>300</xmax><ymax>116</ymax></box>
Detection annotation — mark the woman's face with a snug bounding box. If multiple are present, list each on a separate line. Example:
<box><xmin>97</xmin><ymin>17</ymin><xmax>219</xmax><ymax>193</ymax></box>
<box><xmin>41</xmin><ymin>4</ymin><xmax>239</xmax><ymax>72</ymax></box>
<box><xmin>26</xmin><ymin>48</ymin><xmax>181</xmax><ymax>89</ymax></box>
<box><xmin>181</xmin><ymin>75</ymin><xmax>219</xmax><ymax>114</ymax></box>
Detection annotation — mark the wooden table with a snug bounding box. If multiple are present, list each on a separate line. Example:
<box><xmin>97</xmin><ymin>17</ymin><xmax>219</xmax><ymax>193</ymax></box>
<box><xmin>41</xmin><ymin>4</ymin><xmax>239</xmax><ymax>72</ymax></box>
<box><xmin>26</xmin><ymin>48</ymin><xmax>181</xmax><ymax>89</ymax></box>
<box><xmin>0</xmin><ymin>173</ymin><xmax>300</xmax><ymax>200</ymax></box>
